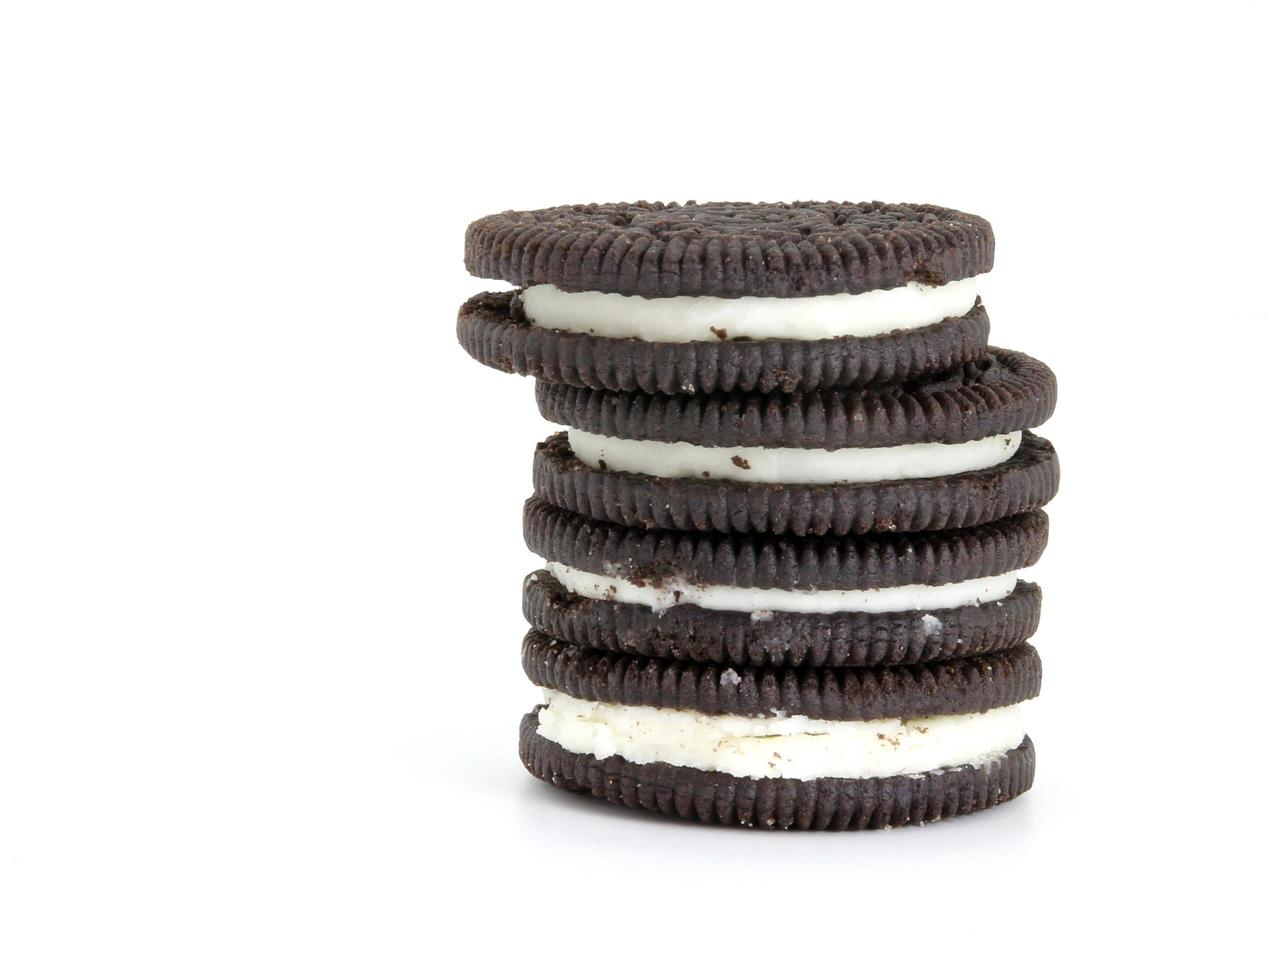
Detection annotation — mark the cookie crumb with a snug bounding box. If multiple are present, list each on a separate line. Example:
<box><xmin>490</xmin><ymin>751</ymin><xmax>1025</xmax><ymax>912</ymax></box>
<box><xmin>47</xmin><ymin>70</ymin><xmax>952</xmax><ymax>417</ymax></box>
<box><xmin>730</xmin><ymin>455</ymin><xmax>751</xmax><ymax>470</ymax></box>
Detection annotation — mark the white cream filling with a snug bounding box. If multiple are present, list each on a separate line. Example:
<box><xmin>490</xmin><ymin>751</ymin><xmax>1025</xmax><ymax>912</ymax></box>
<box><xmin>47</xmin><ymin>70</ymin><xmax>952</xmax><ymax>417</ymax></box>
<box><xmin>544</xmin><ymin>562</ymin><xmax>1018</xmax><ymax>615</ymax></box>
<box><xmin>521</xmin><ymin>278</ymin><xmax>981</xmax><ymax>342</ymax></box>
<box><xmin>536</xmin><ymin>690</ymin><xmax>1026</xmax><ymax>780</ymax></box>
<box><xmin>568</xmin><ymin>428</ymin><xmax>1021</xmax><ymax>485</ymax></box>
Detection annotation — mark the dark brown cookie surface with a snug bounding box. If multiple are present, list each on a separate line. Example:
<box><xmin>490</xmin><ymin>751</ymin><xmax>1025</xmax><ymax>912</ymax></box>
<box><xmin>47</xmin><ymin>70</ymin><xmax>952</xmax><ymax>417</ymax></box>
<box><xmin>523</xmin><ymin>496</ymin><xmax>1048</xmax><ymax>591</ymax></box>
<box><xmin>536</xmin><ymin>348</ymin><xmax>1056</xmax><ymax>449</ymax></box>
<box><xmin>522</xmin><ymin>631</ymin><xmax>1040</xmax><ymax>720</ymax></box>
<box><xmin>524</xmin><ymin>571</ymin><xmax>1043</xmax><ymax>667</ymax></box>
<box><xmin>466</xmin><ymin>202</ymin><xmax>993</xmax><ymax>299</ymax></box>
<box><xmin>457</xmin><ymin>290</ymin><xmax>991</xmax><ymax>394</ymax></box>
<box><xmin>533</xmin><ymin>430</ymin><xmax>1059</xmax><ymax>536</ymax></box>
<box><xmin>520</xmin><ymin>711</ymin><xmax>1034</xmax><ymax>830</ymax></box>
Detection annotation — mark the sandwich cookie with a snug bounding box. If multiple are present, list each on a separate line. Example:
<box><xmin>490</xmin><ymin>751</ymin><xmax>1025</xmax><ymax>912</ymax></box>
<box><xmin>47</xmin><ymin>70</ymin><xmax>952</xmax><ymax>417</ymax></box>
<box><xmin>459</xmin><ymin>201</ymin><xmax>995</xmax><ymax>393</ymax></box>
<box><xmin>522</xmin><ymin>498</ymin><xmax>1048</xmax><ymax>668</ymax></box>
<box><xmin>532</xmin><ymin>348</ymin><xmax>1058</xmax><ymax>536</ymax></box>
<box><xmin>519</xmin><ymin>632</ymin><xmax>1040</xmax><ymax>829</ymax></box>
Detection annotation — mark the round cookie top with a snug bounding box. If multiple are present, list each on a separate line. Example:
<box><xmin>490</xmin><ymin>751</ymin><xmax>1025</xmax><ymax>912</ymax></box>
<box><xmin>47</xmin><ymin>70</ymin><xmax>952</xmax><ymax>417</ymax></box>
<box><xmin>465</xmin><ymin>201</ymin><xmax>994</xmax><ymax>299</ymax></box>
<box><xmin>536</xmin><ymin>348</ymin><xmax>1057</xmax><ymax>450</ymax></box>
<box><xmin>524</xmin><ymin>497</ymin><xmax>1048</xmax><ymax>592</ymax></box>
<box><xmin>521</xmin><ymin>631</ymin><xmax>1042</xmax><ymax>722</ymax></box>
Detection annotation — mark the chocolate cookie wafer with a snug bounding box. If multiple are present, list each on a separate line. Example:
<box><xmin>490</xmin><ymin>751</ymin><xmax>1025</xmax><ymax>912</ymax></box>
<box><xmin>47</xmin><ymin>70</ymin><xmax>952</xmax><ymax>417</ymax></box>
<box><xmin>524</xmin><ymin>496</ymin><xmax>1048</xmax><ymax>593</ymax></box>
<box><xmin>519</xmin><ymin>632</ymin><xmax>1040</xmax><ymax>829</ymax></box>
<box><xmin>521</xmin><ymin>631</ymin><xmax>1041</xmax><ymax>719</ymax></box>
<box><xmin>459</xmin><ymin>201</ymin><xmax>996</xmax><ymax>393</ymax></box>
<box><xmin>458</xmin><ymin>290</ymin><xmax>991</xmax><ymax>394</ymax></box>
<box><xmin>523</xmin><ymin>570</ymin><xmax>1042</xmax><ymax>667</ymax></box>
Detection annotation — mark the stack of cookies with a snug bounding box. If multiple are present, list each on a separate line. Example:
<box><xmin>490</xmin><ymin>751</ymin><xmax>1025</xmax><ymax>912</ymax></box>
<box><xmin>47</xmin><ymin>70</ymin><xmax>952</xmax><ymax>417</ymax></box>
<box><xmin>457</xmin><ymin>202</ymin><xmax>1058</xmax><ymax>830</ymax></box>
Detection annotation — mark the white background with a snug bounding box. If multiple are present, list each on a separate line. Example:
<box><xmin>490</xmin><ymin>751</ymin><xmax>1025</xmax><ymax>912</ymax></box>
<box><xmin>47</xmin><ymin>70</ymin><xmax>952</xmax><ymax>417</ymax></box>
<box><xmin>2</xmin><ymin>2</ymin><xmax>1266</xmax><ymax>976</ymax></box>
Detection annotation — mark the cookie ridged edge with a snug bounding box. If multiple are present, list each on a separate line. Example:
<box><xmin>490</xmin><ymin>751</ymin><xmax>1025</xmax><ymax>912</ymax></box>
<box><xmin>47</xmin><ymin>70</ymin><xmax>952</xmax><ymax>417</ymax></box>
<box><xmin>523</xmin><ymin>496</ymin><xmax>1049</xmax><ymax>590</ymax></box>
<box><xmin>457</xmin><ymin>290</ymin><xmax>991</xmax><ymax>394</ymax></box>
<box><xmin>524</xmin><ymin>571</ymin><xmax>1042</xmax><ymax>667</ymax></box>
<box><xmin>523</xmin><ymin>631</ymin><xmax>1041</xmax><ymax>721</ymax></box>
<box><xmin>533</xmin><ymin>431</ymin><xmax>1059</xmax><ymax>536</ymax></box>
<box><xmin>520</xmin><ymin>712</ymin><xmax>1034</xmax><ymax>830</ymax></box>
<box><xmin>536</xmin><ymin>348</ymin><xmax>1056</xmax><ymax>449</ymax></box>
<box><xmin>466</xmin><ymin>201</ymin><xmax>994</xmax><ymax>299</ymax></box>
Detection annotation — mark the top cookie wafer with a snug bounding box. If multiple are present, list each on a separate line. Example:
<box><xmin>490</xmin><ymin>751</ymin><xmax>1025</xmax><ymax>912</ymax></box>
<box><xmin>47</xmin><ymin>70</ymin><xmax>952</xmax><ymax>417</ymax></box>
<box><xmin>465</xmin><ymin>201</ymin><xmax>994</xmax><ymax>299</ymax></box>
